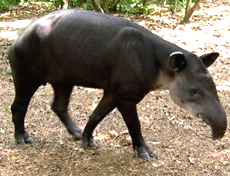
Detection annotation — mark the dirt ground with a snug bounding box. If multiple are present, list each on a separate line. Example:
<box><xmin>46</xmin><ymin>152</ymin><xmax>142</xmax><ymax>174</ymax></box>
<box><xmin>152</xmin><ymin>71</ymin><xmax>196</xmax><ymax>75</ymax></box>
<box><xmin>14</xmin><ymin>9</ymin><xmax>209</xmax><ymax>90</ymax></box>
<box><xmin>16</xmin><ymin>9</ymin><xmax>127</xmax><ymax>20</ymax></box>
<box><xmin>0</xmin><ymin>1</ymin><xmax>230</xmax><ymax>175</ymax></box>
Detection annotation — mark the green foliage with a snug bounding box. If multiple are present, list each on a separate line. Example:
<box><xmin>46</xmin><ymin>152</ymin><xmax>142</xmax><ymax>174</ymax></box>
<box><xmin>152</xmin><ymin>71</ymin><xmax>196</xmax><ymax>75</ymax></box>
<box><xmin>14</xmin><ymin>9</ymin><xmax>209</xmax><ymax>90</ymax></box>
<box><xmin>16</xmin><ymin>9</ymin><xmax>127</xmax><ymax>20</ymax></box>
<box><xmin>116</xmin><ymin>0</ymin><xmax>154</xmax><ymax>14</ymax></box>
<box><xmin>51</xmin><ymin>0</ymin><xmax>61</xmax><ymax>8</ymax></box>
<box><xmin>50</xmin><ymin>0</ymin><xmax>155</xmax><ymax>14</ymax></box>
<box><xmin>0</xmin><ymin>0</ymin><xmax>29</xmax><ymax>11</ymax></box>
<box><xmin>61</xmin><ymin>0</ymin><xmax>88</xmax><ymax>8</ymax></box>
<box><xmin>0</xmin><ymin>0</ymin><xmax>10</xmax><ymax>11</ymax></box>
<box><xmin>168</xmin><ymin>0</ymin><xmax>186</xmax><ymax>13</ymax></box>
<box><xmin>79</xmin><ymin>0</ymin><xmax>94</xmax><ymax>10</ymax></box>
<box><xmin>50</xmin><ymin>0</ymin><xmax>93</xmax><ymax>9</ymax></box>
<box><xmin>1</xmin><ymin>0</ymin><xmax>198</xmax><ymax>20</ymax></box>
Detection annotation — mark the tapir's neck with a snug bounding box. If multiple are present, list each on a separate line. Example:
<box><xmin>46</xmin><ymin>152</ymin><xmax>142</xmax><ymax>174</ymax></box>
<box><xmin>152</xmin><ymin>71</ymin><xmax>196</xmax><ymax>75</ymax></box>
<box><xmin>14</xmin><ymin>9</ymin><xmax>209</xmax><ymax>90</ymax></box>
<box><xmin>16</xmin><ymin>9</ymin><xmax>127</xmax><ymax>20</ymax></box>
<box><xmin>148</xmin><ymin>35</ymin><xmax>192</xmax><ymax>91</ymax></box>
<box><xmin>153</xmin><ymin>69</ymin><xmax>174</xmax><ymax>90</ymax></box>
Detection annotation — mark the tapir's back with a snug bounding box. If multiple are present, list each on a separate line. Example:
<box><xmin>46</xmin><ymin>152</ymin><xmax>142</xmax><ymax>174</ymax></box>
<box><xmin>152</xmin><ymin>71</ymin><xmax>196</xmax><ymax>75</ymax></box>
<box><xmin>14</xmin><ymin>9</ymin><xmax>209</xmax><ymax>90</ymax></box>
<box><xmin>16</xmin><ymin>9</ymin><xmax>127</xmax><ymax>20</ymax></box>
<box><xmin>10</xmin><ymin>9</ymin><xmax>179</xmax><ymax>89</ymax></box>
<box><xmin>18</xmin><ymin>9</ymin><xmax>148</xmax><ymax>48</ymax></box>
<box><xmin>11</xmin><ymin>10</ymin><xmax>154</xmax><ymax>88</ymax></box>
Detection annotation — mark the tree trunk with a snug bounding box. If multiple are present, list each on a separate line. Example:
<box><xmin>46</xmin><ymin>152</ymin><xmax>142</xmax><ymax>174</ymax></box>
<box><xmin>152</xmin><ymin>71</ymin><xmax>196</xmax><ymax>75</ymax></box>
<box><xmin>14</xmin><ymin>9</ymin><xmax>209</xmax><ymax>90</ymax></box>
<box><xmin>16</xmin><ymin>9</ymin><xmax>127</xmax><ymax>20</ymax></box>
<box><xmin>61</xmin><ymin>0</ymin><xmax>69</xmax><ymax>9</ymax></box>
<box><xmin>91</xmin><ymin>0</ymin><xmax>105</xmax><ymax>13</ymax></box>
<box><xmin>183</xmin><ymin>0</ymin><xmax>201</xmax><ymax>23</ymax></box>
<box><xmin>101</xmin><ymin>0</ymin><xmax>109</xmax><ymax>13</ymax></box>
<box><xmin>183</xmin><ymin>0</ymin><xmax>191</xmax><ymax>22</ymax></box>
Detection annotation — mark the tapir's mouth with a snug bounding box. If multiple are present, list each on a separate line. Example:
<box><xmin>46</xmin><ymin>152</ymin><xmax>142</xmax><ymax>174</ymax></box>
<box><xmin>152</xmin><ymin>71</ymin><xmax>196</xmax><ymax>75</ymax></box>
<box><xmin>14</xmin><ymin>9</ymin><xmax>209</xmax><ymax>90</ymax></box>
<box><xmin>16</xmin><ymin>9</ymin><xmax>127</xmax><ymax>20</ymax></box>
<box><xmin>197</xmin><ymin>113</ymin><xmax>226</xmax><ymax>140</ymax></box>
<box><xmin>198</xmin><ymin>113</ymin><xmax>211</xmax><ymax>126</ymax></box>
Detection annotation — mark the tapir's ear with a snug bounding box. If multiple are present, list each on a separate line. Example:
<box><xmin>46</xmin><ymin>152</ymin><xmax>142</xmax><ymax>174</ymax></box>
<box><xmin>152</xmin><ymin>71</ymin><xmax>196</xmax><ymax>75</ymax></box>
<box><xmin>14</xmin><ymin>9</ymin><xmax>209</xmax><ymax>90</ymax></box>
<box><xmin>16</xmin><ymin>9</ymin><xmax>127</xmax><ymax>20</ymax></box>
<box><xmin>199</xmin><ymin>52</ymin><xmax>219</xmax><ymax>68</ymax></box>
<box><xmin>168</xmin><ymin>51</ymin><xmax>186</xmax><ymax>71</ymax></box>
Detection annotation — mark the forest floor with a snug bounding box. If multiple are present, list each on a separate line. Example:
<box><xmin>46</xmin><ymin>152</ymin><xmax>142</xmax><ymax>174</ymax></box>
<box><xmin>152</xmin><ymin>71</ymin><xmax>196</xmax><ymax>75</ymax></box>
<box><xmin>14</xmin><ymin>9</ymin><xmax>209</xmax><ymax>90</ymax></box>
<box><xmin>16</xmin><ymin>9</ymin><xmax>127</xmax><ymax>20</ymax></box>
<box><xmin>0</xmin><ymin>0</ymin><xmax>230</xmax><ymax>175</ymax></box>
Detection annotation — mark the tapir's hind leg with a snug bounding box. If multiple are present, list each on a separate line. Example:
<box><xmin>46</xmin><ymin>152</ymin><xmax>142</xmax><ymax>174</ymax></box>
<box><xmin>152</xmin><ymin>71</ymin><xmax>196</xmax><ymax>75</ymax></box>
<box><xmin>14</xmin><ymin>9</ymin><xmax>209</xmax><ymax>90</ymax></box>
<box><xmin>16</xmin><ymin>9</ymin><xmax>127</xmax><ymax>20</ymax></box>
<box><xmin>11</xmin><ymin>81</ymin><xmax>41</xmax><ymax>145</ymax></box>
<box><xmin>51</xmin><ymin>83</ymin><xmax>82</xmax><ymax>140</ymax></box>
<box><xmin>82</xmin><ymin>92</ymin><xmax>116</xmax><ymax>149</ymax></box>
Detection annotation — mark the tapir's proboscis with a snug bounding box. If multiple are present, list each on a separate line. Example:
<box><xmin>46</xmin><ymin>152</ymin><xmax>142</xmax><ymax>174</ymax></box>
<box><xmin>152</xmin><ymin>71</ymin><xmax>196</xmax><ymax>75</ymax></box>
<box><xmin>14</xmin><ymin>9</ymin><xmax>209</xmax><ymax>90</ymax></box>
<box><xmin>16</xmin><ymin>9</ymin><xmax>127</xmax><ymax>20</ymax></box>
<box><xmin>9</xmin><ymin>9</ymin><xmax>227</xmax><ymax>160</ymax></box>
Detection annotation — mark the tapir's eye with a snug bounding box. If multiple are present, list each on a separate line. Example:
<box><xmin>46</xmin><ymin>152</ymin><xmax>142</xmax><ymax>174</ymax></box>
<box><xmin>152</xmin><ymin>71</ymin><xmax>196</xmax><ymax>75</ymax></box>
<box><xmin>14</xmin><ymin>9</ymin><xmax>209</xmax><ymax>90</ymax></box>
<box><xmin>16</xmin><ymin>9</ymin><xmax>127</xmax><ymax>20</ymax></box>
<box><xmin>190</xmin><ymin>89</ymin><xmax>199</xmax><ymax>100</ymax></box>
<box><xmin>191</xmin><ymin>89</ymin><xmax>197</xmax><ymax>95</ymax></box>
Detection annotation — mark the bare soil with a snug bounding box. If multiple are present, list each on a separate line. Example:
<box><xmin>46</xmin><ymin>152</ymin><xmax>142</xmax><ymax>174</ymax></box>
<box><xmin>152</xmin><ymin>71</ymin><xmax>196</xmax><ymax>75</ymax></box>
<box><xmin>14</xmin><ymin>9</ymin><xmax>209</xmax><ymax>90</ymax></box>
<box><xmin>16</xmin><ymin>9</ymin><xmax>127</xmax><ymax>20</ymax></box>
<box><xmin>0</xmin><ymin>1</ymin><xmax>230</xmax><ymax>175</ymax></box>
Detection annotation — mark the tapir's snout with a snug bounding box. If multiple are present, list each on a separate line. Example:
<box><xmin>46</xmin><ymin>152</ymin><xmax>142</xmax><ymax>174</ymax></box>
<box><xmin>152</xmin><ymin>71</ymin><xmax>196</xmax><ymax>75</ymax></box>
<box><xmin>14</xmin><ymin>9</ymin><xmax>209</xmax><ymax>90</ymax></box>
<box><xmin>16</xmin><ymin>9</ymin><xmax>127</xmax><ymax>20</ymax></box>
<box><xmin>197</xmin><ymin>103</ymin><xmax>227</xmax><ymax>140</ymax></box>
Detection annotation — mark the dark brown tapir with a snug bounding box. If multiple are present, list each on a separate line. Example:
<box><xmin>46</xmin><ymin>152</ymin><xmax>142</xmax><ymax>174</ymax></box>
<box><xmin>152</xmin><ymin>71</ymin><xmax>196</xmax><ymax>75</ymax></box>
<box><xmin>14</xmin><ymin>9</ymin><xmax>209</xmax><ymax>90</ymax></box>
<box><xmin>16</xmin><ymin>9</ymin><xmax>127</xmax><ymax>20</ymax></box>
<box><xmin>8</xmin><ymin>9</ymin><xmax>227</xmax><ymax>160</ymax></box>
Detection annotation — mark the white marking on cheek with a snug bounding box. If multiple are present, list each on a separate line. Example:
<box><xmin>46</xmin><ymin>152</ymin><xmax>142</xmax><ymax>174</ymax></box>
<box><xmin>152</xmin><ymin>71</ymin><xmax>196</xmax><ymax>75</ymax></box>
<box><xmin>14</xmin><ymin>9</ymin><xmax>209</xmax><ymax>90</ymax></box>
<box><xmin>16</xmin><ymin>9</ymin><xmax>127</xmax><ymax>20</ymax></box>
<box><xmin>183</xmin><ymin>103</ymin><xmax>198</xmax><ymax>117</ymax></box>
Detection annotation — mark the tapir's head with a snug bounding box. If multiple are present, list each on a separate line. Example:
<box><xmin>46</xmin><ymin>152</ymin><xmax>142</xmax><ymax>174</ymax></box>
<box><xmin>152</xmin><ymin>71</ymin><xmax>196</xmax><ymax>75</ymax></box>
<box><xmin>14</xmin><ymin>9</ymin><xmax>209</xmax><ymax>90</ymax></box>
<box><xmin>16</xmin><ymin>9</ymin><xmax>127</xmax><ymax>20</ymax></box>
<box><xmin>168</xmin><ymin>51</ymin><xmax>227</xmax><ymax>140</ymax></box>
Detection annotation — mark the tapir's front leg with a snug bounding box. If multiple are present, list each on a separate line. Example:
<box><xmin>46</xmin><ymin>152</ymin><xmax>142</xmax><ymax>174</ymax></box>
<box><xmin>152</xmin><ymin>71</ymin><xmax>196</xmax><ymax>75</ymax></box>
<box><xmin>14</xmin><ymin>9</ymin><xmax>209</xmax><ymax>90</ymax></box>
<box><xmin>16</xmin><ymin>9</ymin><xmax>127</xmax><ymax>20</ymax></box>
<box><xmin>117</xmin><ymin>101</ymin><xmax>158</xmax><ymax>160</ymax></box>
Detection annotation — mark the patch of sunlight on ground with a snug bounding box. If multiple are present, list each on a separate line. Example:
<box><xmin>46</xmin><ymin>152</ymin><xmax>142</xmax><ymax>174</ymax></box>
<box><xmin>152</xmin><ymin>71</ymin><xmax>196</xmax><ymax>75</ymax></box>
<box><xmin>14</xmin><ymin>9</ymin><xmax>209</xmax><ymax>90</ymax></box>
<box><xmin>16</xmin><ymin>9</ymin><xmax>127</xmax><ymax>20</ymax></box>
<box><xmin>0</xmin><ymin>20</ymin><xmax>31</xmax><ymax>40</ymax></box>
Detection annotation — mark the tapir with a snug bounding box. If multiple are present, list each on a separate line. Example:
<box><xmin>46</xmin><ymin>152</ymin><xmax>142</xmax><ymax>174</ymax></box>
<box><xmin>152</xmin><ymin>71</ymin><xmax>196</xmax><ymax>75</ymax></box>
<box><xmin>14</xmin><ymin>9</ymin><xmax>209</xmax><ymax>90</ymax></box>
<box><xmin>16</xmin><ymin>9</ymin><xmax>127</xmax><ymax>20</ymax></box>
<box><xmin>8</xmin><ymin>9</ymin><xmax>227</xmax><ymax>160</ymax></box>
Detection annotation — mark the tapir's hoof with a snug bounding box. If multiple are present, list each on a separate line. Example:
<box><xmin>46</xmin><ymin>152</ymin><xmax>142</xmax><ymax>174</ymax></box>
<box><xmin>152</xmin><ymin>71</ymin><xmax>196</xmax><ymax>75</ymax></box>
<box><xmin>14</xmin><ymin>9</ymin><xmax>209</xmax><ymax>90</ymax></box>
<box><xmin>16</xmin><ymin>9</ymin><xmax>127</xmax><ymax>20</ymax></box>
<box><xmin>70</xmin><ymin>128</ymin><xmax>82</xmax><ymax>140</ymax></box>
<box><xmin>81</xmin><ymin>137</ymin><xmax>98</xmax><ymax>149</ymax></box>
<box><xmin>15</xmin><ymin>132</ymin><xmax>35</xmax><ymax>145</ymax></box>
<box><xmin>134</xmin><ymin>145</ymin><xmax>158</xmax><ymax>161</ymax></box>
